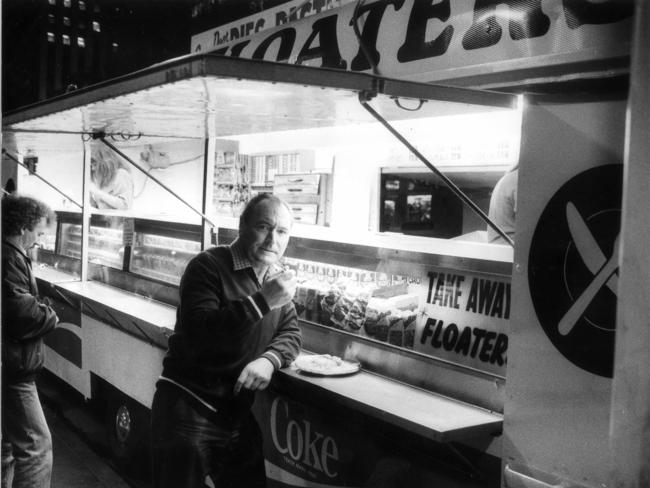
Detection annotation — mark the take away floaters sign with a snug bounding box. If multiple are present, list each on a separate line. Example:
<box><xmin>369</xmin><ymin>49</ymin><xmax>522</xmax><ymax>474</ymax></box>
<box><xmin>415</xmin><ymin>269</ymin><xmax>510</xmax><ymax>375</ymax></box>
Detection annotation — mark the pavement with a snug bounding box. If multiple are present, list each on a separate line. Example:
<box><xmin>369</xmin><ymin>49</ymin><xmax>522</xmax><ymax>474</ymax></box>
<box><xmin>45</xmin><ymin>402</ymin><xmax>132</xmax><ymax>488</ymax></box>
<box><xmin>32</xmin><ymin>372</ymin><xmax>139</xmax><ymax>488</ymax></box>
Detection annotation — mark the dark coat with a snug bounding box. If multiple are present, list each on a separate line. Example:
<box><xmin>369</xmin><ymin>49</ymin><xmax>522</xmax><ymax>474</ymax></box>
<box><xmin>2</xmin><ymin>241</ymin><xmax>58</xmax><ymax>383</ymax></box>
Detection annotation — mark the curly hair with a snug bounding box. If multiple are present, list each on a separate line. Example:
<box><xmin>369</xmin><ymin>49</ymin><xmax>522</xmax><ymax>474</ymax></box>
<box><xmin>2</xmin><ymin>194</ymin><xmax>53</xmax><ymax>237</ymax></box>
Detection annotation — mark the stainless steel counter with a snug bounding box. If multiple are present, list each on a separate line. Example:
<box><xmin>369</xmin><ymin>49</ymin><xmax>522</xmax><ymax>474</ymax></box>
<box><xmin>279</xmin><ymin>355</ymin><xmax>502</xmax><ymax>443</ymax></box>
<box><xmin>35</xmin><ymin>267</ymin><xmax>176</xmax><ymax>348</ymax></box>
<box><xmin>34</xmin><ymin>267</ymin><xmax>502</xmax><ymax>445</ymax></box>
<box><xmin>57</xmin><ymin>280</ymin><xmax>175</xmax><ymax>330</ymax></box>
<box><xmin>33</xmin><ymin>264</ymin><xmax>80</xmax><ymax>284</ymax></box>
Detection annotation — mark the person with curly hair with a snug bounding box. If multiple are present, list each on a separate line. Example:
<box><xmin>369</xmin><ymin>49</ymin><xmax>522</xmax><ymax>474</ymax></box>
<box><xmin>89</xmin><ymin>144</ymin><xmax>134</xmax><ymax>210</ymax></box>
<box><xmin>2</xmin><ymin>194</ymin><xmax>58</xmax><ymax>488</ymax></box>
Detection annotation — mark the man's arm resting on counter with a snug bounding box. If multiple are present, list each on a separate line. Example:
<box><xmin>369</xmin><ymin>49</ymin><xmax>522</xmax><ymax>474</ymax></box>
<box><xmin>261</xmin><ymin>302</ymin><xmax>302</xmax><ymax>370</ymax></box>
<box><xmin>235</xmin><ymin>304</ymin><xmax>302</xmax><ymax>394</ymax></box>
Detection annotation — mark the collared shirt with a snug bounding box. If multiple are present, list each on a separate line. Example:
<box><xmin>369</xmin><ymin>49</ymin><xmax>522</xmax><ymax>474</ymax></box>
<box><xmin>230</xmin><ymin>238</ymin><xmax>285</xmax><ymax>281</ymax></box>
<box><xmin>159</xmin><ymin>242</ymin><xmax>301</xmax><ymax>410</ymax></box>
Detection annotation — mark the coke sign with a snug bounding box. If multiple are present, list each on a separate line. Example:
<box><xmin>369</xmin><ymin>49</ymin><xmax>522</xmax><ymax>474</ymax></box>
<box><xmin>270</xmin><ymin>397</ymin><xmax>340</xmax><ymax>479</ymax></box>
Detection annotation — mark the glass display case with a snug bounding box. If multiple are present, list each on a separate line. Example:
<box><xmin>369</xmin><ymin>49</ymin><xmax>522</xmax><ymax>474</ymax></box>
<box><xmin>286</xmin><ymin>257</ymin><xmax>418</xmax><ymax>349</ymax></box>
<box><xmin>54</xmin><ymin>212</ymin><xmax>201</xmax><ymax>287</ymax></box>
<box><xmin>56</xmin><ymin>212</ymin><xmax>126</xmax><ymax>270</ymax></box>
<box><xmin>129</xmin><ymin>219</ymin><xmax>202</xmax><ymax>285</ymax></box>
<box><xmin>216</xmin><ymin>226</ymin><xmax>511</xmax><ymax>377</ymax></box>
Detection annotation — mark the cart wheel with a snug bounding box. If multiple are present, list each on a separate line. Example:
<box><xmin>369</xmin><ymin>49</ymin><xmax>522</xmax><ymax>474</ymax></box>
<box><xmin>106</xmin><ymin>395</ymin><xmax>147</xmax><ymax>472</ymax></box>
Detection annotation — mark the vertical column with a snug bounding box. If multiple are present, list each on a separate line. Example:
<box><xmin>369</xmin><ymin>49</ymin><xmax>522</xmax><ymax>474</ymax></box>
<box><xmin>80</xmin><ymin>137</ymin><xmax>92</xmax><ymax>281</ymax></box>
<box><xmin>609</xmin><ymin>2</ymin><xmax>650</xmax><ymax>486</ymax></box>
<box><xmin>202</xmin><ymin>137</ymin><xmax>216</xmax><ymax>250</ymax></box>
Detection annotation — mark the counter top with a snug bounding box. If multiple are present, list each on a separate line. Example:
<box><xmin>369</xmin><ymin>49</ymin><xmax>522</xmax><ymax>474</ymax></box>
<box><xmin>280</xmin><ymin>356</ymin><xmax>503</xmax><ymax>443</ymax></box>
<box><xmin>57</xmin><ymin>280</ymin><xmax>176</xmax><ymax>331</ymax></box>
<box><xmin>34</xmin><ymin>264</ymin><xmax>80</xmax><ymax>284</ymax></box>
<box><xmin>34</xmin><ymin>267</ymin><xmax>176</xmax><ymax>334</ymax></box>
<box><xmin>34</xmin><ymin>267</ymin><xmax>502</xmax><ymax>443</ymax></box>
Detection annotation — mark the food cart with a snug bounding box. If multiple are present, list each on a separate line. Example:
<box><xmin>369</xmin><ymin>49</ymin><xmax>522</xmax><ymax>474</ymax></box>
<box><xmin>2</xmin><ymin>1</ymin><xmax>648</xmax><ymax>487</ymax></box>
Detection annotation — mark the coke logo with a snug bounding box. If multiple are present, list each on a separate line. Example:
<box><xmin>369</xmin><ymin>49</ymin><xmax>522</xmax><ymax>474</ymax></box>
<box><xmin>270</xmin><ymin>397</ymin><xmax>339</xmax><ymax>478</ymax></box>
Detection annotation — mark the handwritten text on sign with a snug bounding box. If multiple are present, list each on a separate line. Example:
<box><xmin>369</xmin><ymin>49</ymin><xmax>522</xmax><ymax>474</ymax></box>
<box><xmin>415</xmin><ymin>271</ymin><xmax>510</xmax><ymax>374</ymax></box>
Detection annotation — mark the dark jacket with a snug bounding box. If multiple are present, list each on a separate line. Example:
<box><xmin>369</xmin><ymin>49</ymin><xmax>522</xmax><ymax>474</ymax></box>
<box><xmin>2</xmin><ymin>240</ymin><xmax>58</xmax><ymax>383</ymax></box>
<box><xmin>161</xmin><ymin>245</ymin><xmax>302</xmax><ymax>411</ymax></box>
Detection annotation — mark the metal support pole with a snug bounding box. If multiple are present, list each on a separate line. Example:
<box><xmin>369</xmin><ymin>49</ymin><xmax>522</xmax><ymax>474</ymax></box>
<box><xmin>96</xmin><ymin>136</ymin><xmax>217</xmax><ymax>228</ymax></box>
<box><xmin>1</xmin><ymin>148</ymin><xmax>82</xmax><ymax>208</ymax></box>
<box><xmin>609</xmin><ymin>1</ymin><xmax>650</xmax><ymax>486</ymax></box>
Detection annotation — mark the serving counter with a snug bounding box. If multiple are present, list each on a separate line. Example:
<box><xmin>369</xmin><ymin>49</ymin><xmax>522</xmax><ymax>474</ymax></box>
<box><xmin>34</xmin><ymin>216</ymin><xmax>510</xmax><ymax>485</ymax></box>
<box><xmin>34</xmin><ymin>256</ymin><xmax>505</xmax><ymax>438</ymax></box>
<box><xmin>280</xmin><ymin>359</ymin><xmax>502</xmax><ymax>442</ymax></box>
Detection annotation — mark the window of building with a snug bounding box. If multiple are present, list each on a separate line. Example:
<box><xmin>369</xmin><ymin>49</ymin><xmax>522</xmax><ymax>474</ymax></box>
<box><xmin>93</xmin><ymin>21</ymin><xmax>101</xmax><ymax>32</ymax></box>
<box><xmin>48</xmin><ymin>14</ymin><xmax>55</xmax><ymax>23</ymax></box>
<box><xmin>63</xmin><ymin>0</ymin><xmax>71</xmax><ymax>7</ymax></box>
<box><xmin>47</xmin><ymin>32</ymin><xmax>55</xmax><ymax>43</ymax></box>
<box><xmin>63</xmin><ymin>16</ymin><xmax>71</xmax><ymax>26</ymax></box>
<box><xmin>79</xmin><ymin>0</ymin><xmax>86</xmax><ymax>10</ymax></box>
<box><xmin>48</xmin><ymin>0</ymin><xmax>56</xmax><ymax>5</ymax></box>
<box><xmin>112</xmin><ymin>42</ymin><xmax>119</xmax><ymax>52</ymax></box>
<box><xmin>77</xmin><ymin>37</ymin><xmax>86</xmax><ymax>48</ymax></box>
<box><xmin>79</xmin><ymin>20</ymin><xmax>86</xmax><ymax>29</ymax></box>
<box><xmin>62</xmin><ymin>34</ymin><xmax>71</xmax><ymax>45</ymax></box>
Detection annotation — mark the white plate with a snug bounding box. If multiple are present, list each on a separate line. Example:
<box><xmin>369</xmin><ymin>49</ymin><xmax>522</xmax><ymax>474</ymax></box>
<box><xmin>293</xmin><ymin>354</ymin><xmax>361</xmax><ymax>376</ymax></box>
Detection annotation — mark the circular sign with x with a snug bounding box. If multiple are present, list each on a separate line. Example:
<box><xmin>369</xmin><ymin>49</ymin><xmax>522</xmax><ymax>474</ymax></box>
<box><xmin>529</xmin><ymin>164</ymin><xmax>622</xmax><ymax>378</ymax></box>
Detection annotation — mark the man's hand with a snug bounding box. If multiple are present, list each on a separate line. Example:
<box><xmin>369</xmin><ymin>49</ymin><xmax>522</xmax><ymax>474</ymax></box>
<box><xmin>234</xmin><ymin>357</ymin><xmax>275</xmax><ymax>395</ymax></box>
<box><xmin>260</xmin><ymin>270</ymin><xmax>297</xmax><ymax>310</ymax></box>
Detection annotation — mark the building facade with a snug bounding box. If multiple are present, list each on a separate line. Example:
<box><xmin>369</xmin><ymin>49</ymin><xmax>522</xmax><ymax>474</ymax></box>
<box><xmin>2</xmin><ymin>0</ymin><xmax>192</xmax><ymax>111</ymax></box>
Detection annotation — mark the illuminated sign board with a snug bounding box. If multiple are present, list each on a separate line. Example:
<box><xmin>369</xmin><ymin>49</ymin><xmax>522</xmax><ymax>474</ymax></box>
<box><xmin>204</xmin><ymin>0</ymin><xmax>633</xmax><ymax>84</ymax></box>
<box><xmin>191</xmin><ymin>0</ymin><xmax>348</xmax><ymax>52</ymax></box>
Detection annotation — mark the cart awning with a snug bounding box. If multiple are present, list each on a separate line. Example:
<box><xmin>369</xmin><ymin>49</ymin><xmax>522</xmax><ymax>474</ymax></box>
<box><xmin>3</xmin><ymin>53</ymin><xmax>518</xmax><ymax>155</ymax></box>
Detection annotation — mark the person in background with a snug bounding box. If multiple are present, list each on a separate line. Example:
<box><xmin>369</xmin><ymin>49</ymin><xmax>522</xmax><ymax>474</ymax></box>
<box><xmin>89</xmin><ymin>144</ymin><xmax>134</xmax><ymax>210</ymax></box>
<box><xmin>4</xmin><ymin>178</ymin><xmax>16</xmax><ymax>195</ymax></box>
<box><xmin>2</xmin><ymin>195</ymin><xmax>59</xmax><ymax>488</ymax></box>
<box><xmin>488</xmin><ymin>164</ymin><xmax>518</xmax><ymax>244</ymax></box>
<box><xmin>151</xmin><ymin>193</ymin><xmax>302</xmax><ymax>488</ymax></box>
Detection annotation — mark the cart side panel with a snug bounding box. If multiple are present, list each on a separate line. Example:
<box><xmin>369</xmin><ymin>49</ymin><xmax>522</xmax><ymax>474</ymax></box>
<box><xmin>504</xmin><ymin>99</ymin><xmax>626</xmax><ymax>486</ymax></box>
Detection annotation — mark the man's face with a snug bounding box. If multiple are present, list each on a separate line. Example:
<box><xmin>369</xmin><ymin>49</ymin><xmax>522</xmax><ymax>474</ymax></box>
<box><xmin>240</xmin><ymin>200</ymin><xmax>292</xmax><ymax>268</ymax></box>
<box><xmin>22</xmin><ymin>217</ymin><xmax>49</xmax><ymax>251</ymax></box>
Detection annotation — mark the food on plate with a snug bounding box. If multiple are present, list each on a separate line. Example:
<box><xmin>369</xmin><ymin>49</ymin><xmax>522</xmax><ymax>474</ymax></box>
<box><xmin>293</xmin><ymin>354</ymin><xmax>360</xmax><ymax>375</ymax></box>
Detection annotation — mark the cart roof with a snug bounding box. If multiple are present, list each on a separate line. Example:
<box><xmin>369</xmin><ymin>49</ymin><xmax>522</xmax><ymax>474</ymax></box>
<box><xmin>3</xmin><ymin>53</ymin><xmax>518</xmax><ymax>154</ymax></box>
